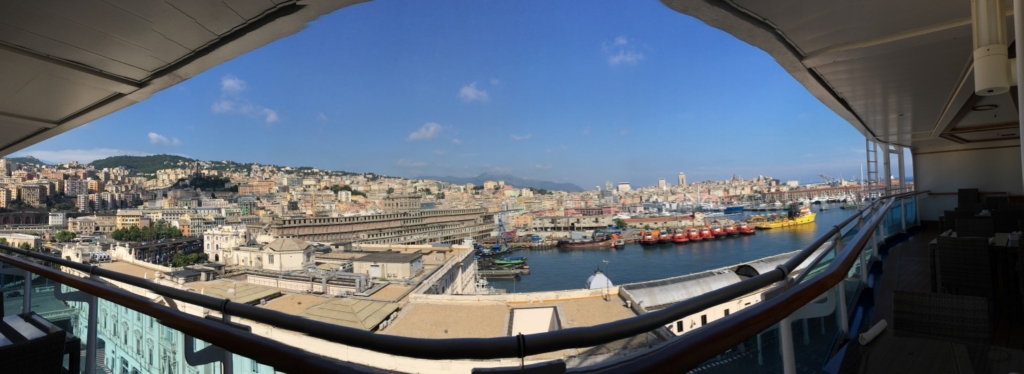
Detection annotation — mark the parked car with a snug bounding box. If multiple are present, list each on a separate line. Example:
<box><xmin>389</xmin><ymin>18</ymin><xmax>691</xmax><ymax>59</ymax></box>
<box><xmin>5</xmin><ymin>291</ymin><xmax>22</xmax><ymax>298</ymax></box>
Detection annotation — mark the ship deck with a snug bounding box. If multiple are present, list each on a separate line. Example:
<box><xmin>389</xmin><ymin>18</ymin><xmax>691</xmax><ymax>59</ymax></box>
<box><xmin>844</xmin><ymin>225</ymin><xmax>1024</xmax><ymax>373</ymax></box>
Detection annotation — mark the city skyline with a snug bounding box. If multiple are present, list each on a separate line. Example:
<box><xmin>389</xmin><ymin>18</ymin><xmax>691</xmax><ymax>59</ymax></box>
<box><xmin>10</xmin><ymin>0</ymin><xmax>904</xmax><ymax>189</ymax></box>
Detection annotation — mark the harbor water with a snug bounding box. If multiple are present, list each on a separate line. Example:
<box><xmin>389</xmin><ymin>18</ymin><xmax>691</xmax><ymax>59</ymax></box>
<box><xmin>487</xmin><ymin>205</ymin><xmax>858</xmax><ymax>293</ymax></box>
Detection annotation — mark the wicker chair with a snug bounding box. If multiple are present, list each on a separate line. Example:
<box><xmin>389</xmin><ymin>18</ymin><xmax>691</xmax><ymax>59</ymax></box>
<box><xmin>958</xmin><ymin>188</ymin><xmax>980</xmax><ymax>208</ymax></box>
<box><xmin>985</xmin><ymin>196</ymin><xmax>1010</xmax><ymax>210</ymax></box>
<box><xmin>935</xmin><ymin>236</ymin><xmax>992</xmax><ymax>297</ymax></box>
<box><xmin>992</xmin><ymin>210</ymin><xmax>1023</xmax><ymax>233</ymax></box>
<box><xmin>892</xmin><ymin>290</ymin><xmax>991</xmax><ymax>373</ymax></box>
<box><xmin>0</xmin><ymin>328</ymin><xmax>67</xmax><ymax>374</ymax></box>
<box><xmin>942</xmin><ymin>210</ymin><xmax>977</xmax><ymax>232</ymax></box>
<box><xmin>955</xmin><ymin>217</ymin><xmax>994</xmax><ymax>238</ymax></box>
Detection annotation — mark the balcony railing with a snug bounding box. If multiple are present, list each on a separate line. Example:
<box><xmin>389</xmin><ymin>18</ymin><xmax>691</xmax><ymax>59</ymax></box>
<box><xmin>0</xmin><ymin>191</ymin><xmax>924</xmax><ymax>374</ymax></box>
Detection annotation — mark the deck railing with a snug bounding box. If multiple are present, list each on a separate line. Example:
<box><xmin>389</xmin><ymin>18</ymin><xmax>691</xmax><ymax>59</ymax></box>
<box><xmin>0</xmin><ymin>191</ymin><xmax>924</xmax><ymax>374</ymax></box>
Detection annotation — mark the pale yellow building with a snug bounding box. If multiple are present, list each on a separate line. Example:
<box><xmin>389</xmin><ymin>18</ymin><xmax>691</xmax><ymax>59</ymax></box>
<box><xmin>115</xmin><ymin>209</ymin><xmax>142</xmax><ymax>230</ymax></box>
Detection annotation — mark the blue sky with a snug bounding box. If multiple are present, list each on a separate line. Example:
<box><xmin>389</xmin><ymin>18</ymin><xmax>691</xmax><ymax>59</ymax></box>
<box><xmin>14</xmin><ymin>0</ymin><xmax>895</xmax><ymax>189</ymax></box>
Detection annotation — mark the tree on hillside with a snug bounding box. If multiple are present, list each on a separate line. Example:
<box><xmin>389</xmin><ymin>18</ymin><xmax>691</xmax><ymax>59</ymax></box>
<box><xmin>614</xmin><ymin>218</ymin><xmax>628</xmax><ymax>230</ymax></box>
<box><xmin>55</xmin><ymin>230</ymin><xmax>76</xmax><ymax>242</ymax></box>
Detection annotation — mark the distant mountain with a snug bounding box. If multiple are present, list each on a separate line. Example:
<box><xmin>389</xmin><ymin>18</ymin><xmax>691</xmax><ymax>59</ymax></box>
<box><xmin>420</xmin><ymin>173</ymin><xmax>584</xmax><ymax>192</ymax></box>
<box><xmin>90</xmin><ymin>155</ymin><xmax>196</xmax><ymax>174</ymax></box>
<box><xmin>5</xmin><ymin>156</ymin><xmax>49</xmax><ymax>166</ymax></box>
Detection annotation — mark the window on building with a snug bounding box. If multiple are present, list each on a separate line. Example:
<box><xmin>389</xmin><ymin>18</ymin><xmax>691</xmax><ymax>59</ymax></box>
<box><xmin>724</xmin><ymin>309</ymin><xmax>730</xmax><ymax>316</ymax></box>
<box><xmin>148</xmin><ymin>348</ymin><xmax>153</xmax><ymax>367</ymax></box>
<box><xmin>251</xmin><ymin>359</ymin><xmax>259</xmax><ymax>373</ymax></box>
<box><xmin>268</xmin><ymin>254</ymin><xmax>274</xmax><ymax>264</ymax></box>
<box><xmin>701</xmin><ymin>315</ymin><xmax>707</xmax><ymax>326</ymax></box>
<box><xmin>676</xmin><ymin>321</ymin><xmax>683</xmax><ymax>333</ymax></box>
<box><xmin>121</xmin><ymin>358</ymin><xmax>129</xmax><ymax>374</ymax></box>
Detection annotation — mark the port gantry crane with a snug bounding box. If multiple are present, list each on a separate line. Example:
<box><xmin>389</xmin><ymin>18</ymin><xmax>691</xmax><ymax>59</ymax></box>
<box><xmin>819</xmin><ymin>174</ymin><xmax>842</xmax><ymax>187</ymax></box>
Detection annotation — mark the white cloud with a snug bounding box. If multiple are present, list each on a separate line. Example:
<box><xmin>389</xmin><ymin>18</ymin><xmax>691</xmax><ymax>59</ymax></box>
<box><xmin>603</xmin><ymin>36</ymin><xmax>645</xmax><ymax>66</ymax></box>
<box><xmin>408</xmin><ymin>122</ymin><xmax>443</xmax><ymax>141</ymax></box>
<box><xmin>211</xmin><ymin>74</ymin><xmax>279</xmax><ymax>125</ymax></box>
<box><xmin>451</xmin><ymin>138</ymin><xmax>462</xmax><ymax>145</ymax></box>
<box><xmin>148</xmin><ymin>132</ymin><xmax>180</xmax><ymax>146</ymax></box>
<box><xmin>262</xmin><ymin>108</ymin><xmax>279</xmax><ymax>124</ymax></box>
<box><xmin>490</xmin><ymin>78</ymin><xmax>501</xmax><ymax>86</ymax></box>
<box><xmin>397</xmin><ymin>159</ymin><xmax>428</xmax><ymax>168</ymax></box>
<box><xmin>534</xmin><ymin>164</ymin><xmax>552</xmax><ymax>170</ymax></box>
<box><xmin>211</xmin><ymin>100</ymin><xmax>233</xmax><ymax>113</ymax></box>
<box><xmin>13</xmin><ymin>148</ymin><xmax>150</xmax><ymax>164</ymax></box>
<box><xmin>458</xmin><ymin>82</ymin><xmax>489</xmax><ymax>103</ymax></box>
<box><xmin>316</xmin><ymin>113</ymin><xmax>328</xmax><ymax>122</ymax></box>
<box><xmin>220</xmin><ymin>75</ymin><xmax>246</xmax><ymax>94</ymax></box>
<box><xmin>510</xmin><ymin>133</ymin><xmax>532</xmax><ymax>141</ymax></box>
<box><xmin>434</xmin><ymin>150</ymin><xmax>445</xmax><ymax>156</ymax></box>
<box><xmin>619</xmin><ymin>129</ymin><xmax>629</xmax><ymax>136</ymax></box>
<box><xmin>582</xmin><ymin>126</ymin><xmax>591</xmax><ymax>136</ymax></box>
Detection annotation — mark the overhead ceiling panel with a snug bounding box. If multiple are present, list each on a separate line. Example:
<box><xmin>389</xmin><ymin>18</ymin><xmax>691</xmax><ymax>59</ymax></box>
<box><xmin>812</xmin><ymin>35</ymin><xmax>972</xmax><ymax>138</ymax></box>
<box><xmin>0</xmin><ymin>0</ymin><xmax>366</xmax><ymax>157</ymax></box>
<box><xmin>730</xmin><ymin>0</ymin><xmax>968</xmax><ymax>54</ymax></box>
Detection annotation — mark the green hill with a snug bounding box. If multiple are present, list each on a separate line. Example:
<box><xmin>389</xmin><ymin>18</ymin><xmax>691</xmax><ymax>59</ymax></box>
<box><xmin>5</xmin><ymin>156</ymin><xmax>49</xmax><ymax>166</ymax></box>
<box><xmin>90</xmin><ymin>155</ymin><xmax>196</xmax><ymax>174</ymax></box>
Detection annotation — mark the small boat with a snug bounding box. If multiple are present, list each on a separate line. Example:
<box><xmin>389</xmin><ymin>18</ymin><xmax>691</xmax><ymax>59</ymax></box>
<box><xmin>687</xmin><ymin>227</ymin><xmax>702</xmax><ymax>241</ymax></box>
<box><xmin>657</xmin><ymin>232</ymin><xmax>671</xmax><ymax>243</ymax></box>
<box><xmin>699</xmin><ymin>226</ymin><xmax>713</xmax><ymax>240</ymax></box>
<box><xmin>724</xmin><ymin>224</ymin><xmax>738</xmax><ymax>236</ymax></box>
<box><xmin>671</xmin><ymin>229</ymin><xmax>689</xmax><ymax>243</ymax></box>
<box><xmin>737</xmin><ymin>222</ymin><xmax>756</xmax><ymax>235</ymax></box>
<box><xmin>613</xmin><ymin>239</ymin><xmax>625</xmax><ymax>249</ymax></box>
<box><xmin>493</xmin><ymin>257</ymin><xmax>526</xmax><ymax>266</ymax></box>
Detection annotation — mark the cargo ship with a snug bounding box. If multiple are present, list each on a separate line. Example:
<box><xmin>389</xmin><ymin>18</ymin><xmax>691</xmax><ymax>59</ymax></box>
<box><xmin>755</xmin><ymin>205</ymin><xmax>816</xmax><ymax>229</ymax></box>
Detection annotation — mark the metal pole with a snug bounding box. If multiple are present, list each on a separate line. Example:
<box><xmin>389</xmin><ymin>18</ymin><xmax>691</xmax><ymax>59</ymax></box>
<box><xmin>897</xmin><ymin>146</ymin><xmax>906</xmax><ymax>193</ymax></box>
<box><xmin>780</xmin><ymin>316</ymin><xmax>797</xmax><ymax>374</ymax></box>
<box><xmin>1016</xmin><ymin>0</ymin><xmax>1024</xmax><ymax>190</ymax></box>
<box><xmin>223</xmin><ymin>313</ymin><xmax>234</xmax><ymax>374</ymax></box>
<box><xmin>86</xmin><ymin>274</ymin><xmax>99</xmax><ymax>374</ymax></box>
<box><xmin>882</xmin><ymin>145</ymin><xmax>892</xmax><ymax>195</ymax></box>
<box><xmin>21</xmin><ymin>269</ymin><xmax>30</xmax><ymax>314</ymax></box>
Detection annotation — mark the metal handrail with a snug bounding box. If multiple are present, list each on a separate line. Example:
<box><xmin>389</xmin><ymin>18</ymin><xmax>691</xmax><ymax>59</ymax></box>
<box><xmin>0</xmin><ymin>191</ymin><xmax>923</xmax><ymax>363</ymax></box>
<box><xmin>596</xmin><ymin>191</ymin><xmax>925</xmax><ymax>372</ymax></box>
<box><xmin>0</xmin><ymin>252</ymin><xmax>368</xmax><ymax>374</ymax></box>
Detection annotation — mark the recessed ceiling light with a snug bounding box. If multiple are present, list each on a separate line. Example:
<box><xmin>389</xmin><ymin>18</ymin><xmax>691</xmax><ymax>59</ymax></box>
<box><xmin>973</xmin><ymin>104</ymin><xmax>999</xmax><ymax>111</ymax></box>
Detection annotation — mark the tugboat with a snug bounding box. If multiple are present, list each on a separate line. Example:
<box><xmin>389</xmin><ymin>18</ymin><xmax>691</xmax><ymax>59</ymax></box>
<box><xmin>755</xmin><ymin>205</ymin><xmax>816</xmax><ymax>229</ymax></box>
<box><xmin>657</xmin><ymin>231</ymin><xmax>671</xmax><ymax>244</ymax></box>
<box><xmin>671</xmin><ymin>229</ymin><xmax>690</xmax><ymax>243</ymax></box>
<box><xmin>687</xmin><ymin>227</ymin><xmax>702</xmax><ymax>241</ymax></box>
<box><xmin>724</xmin><ymin>224</ymin><xmax>738</xmax><ymax>236</ymax></box>
<box><xmin>639</xmin><ymin>230</ymin><xmax>660</xmax><ymax>245</ymax></box>
<box><xmin>737</xmin><ymin>222</ymin><xmax>756</xmax><ymax>235</ymax></box>
<box><xmin>699</xmin><ymin>226</ymin><xmax>714</xmax><ymax>240</ymax></box>
<box><xmin>711</xmin><ymin>223</ymin><xmax>726</xmax><ymax>238</ymax></box>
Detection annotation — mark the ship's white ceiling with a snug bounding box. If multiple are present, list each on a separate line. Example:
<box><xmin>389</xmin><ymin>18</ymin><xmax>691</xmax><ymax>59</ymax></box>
<box><xmin>662</xmin><ymin>0</ymin><xmax>1020</xmax><ymax>152</ymax></box>
<box><xmin>0</xmin><ymin>0</ymin><xmax>364</xmax><ymax>157</ymax></box>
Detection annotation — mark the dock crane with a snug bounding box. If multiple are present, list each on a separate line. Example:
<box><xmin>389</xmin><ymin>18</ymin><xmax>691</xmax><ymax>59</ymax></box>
<box><xmin>819</xmin><ymin>174</ymin><xmax>841</xmax><ymax>187</ymax></box>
